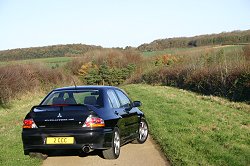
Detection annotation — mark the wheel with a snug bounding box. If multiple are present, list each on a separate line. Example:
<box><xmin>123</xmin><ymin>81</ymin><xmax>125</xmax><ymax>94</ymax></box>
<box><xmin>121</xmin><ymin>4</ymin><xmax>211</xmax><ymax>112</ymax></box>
<box><xmin>29</xmin><ymin>152</ymin><xmax>48</xmax><ymax>160</ymax></box>
<box><xmin>102</xmin><ymin>127</ymin><xmax>120</xmax><ymax>159</ymax></box>
<box><xmin>132</xmin><ymin>119</ymin><xmax>149</xmax><ymax>144</ymax></box>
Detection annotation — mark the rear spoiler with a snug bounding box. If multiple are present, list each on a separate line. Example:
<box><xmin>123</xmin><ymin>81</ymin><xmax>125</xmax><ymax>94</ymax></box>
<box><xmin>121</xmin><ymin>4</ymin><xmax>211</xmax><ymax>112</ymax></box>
<box><xmin>30</xmin><ymin>104</ymin><xmax>91</xmax><ymax>113</ymax></box>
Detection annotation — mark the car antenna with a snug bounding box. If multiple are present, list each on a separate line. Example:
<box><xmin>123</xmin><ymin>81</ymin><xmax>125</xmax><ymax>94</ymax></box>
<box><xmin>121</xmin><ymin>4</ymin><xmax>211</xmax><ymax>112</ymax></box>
<box><xmin>72</xmin><ymin>79</ymin><xmax>77</xmax><ymax>89</ymax></box>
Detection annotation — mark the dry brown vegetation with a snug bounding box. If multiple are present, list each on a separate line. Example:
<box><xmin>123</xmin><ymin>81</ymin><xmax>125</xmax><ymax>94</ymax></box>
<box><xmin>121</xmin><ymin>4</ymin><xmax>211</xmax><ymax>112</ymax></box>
<box><xmin>0</xmin><ymin>63</ymin><xmax>78</xmax><ymax>105</ymax></box>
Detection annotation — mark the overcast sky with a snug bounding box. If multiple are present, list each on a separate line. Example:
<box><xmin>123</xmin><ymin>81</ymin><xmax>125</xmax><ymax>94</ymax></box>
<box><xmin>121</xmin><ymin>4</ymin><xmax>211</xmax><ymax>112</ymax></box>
<box><xmin>0</xmin><ymin>0</ymin><xmax>249</xmax><ymax>50</ymax></box>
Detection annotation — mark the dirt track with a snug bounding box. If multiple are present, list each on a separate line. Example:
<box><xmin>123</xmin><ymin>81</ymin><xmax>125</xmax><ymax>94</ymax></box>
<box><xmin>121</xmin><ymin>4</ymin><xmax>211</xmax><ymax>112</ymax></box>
<box><xmin>42</xmin><ymin>136</ymin><xmax>169</xmax><ymax>166</ymax></box>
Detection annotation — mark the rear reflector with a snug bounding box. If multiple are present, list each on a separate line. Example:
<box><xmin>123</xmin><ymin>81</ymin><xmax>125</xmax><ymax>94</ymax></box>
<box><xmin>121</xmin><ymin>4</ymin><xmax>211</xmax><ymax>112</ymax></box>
<box><xmin>83</xmin><ymin>116</ymin><xmax>105</xmax><ymax>127</ymax></box>
<box><xmin>23</xmin><ymin>119</ymin><xmax>38</xmax><ymax>128</ymax></box>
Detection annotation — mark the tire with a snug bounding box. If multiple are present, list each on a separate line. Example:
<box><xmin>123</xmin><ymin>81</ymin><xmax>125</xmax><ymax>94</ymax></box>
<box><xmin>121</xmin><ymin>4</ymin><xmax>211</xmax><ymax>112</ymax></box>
<box><xmin>29</xmin><ymin>152</ymin><xmax>48</xmax><ymax>160</ymax></box>
<box><xmin>132</xmin><ymin>119</ymin><xmax>149</xmax><ymax>144</ymax></box>
<box><xmin>24</xmin><ymin>150</ymin><xmax>29</xmax><ymax>155</ymax></box>
<box><xmin>102</xmin><ymin>127</ymin><xmax>120</xmax><ymax>159</ymax></box>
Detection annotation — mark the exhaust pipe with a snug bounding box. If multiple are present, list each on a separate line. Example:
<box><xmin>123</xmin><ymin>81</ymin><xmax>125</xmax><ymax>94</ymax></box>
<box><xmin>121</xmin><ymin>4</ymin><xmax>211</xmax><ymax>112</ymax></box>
<box><xmin>82</xmin><ymin>146</ymin><xmax>92</xmax><ymax>153</ymax></box>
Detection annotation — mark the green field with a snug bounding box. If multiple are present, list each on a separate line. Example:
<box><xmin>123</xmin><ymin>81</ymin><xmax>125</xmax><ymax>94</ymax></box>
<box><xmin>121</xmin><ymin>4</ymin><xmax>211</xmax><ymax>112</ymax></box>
<box><xmin>0</xmin><ymin>84</ymin><xmax>249</xmax><ymax>166</ymax></box>
<box><xmin>0</xmin><ymin>57</ymin><xmax>73</xmax><ymax>68</ymax></box>
<box><xmin>122</xmin><ymin>84</ymin><xmax>250</xmax><ymax>166</ymax></box>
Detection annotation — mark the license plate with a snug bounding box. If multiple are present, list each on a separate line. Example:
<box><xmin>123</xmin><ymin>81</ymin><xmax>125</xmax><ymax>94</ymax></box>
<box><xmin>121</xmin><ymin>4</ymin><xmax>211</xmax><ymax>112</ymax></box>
<box><xmin>46</xmin><ymin>137</ymin><xmax>74</xmax><ymax>144</ymax></box>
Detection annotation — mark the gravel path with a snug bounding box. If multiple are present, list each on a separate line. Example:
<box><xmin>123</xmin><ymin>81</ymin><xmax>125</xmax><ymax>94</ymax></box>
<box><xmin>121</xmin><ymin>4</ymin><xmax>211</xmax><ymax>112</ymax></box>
<box><xmin>42</xmin><ymin>136</ymin><xmax>169</xmax><ymax>166</ymax></box>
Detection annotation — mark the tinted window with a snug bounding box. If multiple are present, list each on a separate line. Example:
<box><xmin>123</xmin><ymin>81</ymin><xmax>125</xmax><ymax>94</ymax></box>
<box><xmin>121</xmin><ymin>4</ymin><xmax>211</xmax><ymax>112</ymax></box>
<box><xmin>107</xmin><ymin>90</ymin><xmax>120</xmax><ymax>108</ymax></box>
<box><xmin>41</xmin><ymin>90</ymin><xmax>103</xmax><ymax>107</ymax></box>
<box><xmin>115</xmin><ymin>90</ymin><xmax>131</xmax><ymax>108</ymax></box>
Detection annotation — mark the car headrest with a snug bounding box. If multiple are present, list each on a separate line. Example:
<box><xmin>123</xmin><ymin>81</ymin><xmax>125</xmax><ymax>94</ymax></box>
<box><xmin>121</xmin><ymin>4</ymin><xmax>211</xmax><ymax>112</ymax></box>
<box><xmin>84</xmin><ymin>96</ymin><xmax>97</xmax><ymax>105</ymax></box>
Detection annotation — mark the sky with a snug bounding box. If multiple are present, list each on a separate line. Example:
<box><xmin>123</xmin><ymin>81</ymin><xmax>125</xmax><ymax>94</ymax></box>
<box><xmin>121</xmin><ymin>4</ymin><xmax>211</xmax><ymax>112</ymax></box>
<box><xmin>0</xmin><ymin>0</ymin><xmax>250</xmax><ymax>50</ymax></box>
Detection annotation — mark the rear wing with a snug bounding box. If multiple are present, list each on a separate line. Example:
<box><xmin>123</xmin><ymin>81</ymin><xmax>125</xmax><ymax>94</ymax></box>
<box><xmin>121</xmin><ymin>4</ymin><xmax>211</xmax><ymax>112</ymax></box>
<box><xmin>31</xmin><ymin>104</ymin><xmax>90</xmax><ymax>113</ymax></box>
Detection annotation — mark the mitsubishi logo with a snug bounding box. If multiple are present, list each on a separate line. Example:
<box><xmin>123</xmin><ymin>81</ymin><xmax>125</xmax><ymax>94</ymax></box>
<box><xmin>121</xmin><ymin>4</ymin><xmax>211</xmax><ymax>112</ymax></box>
<box><xmin>57</xmin><ymin>113</ymin><xmax>62</xmax><ymax>118</ymax></box>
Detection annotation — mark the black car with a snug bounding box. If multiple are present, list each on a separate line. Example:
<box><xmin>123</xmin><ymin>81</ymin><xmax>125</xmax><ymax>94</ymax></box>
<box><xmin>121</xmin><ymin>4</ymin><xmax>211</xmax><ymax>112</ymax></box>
<box><xmin>22</xmin><ymin>86</ymin><xmax>148</xmax><ymax>159</ymax></box>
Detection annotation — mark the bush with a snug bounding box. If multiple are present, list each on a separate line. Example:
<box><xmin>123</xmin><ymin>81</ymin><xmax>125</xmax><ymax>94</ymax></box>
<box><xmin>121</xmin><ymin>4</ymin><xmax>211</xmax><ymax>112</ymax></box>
<box><xmin>137</xmin><ymin>64</ymin><xmax>250</xmax><ymax>102</ymax></box>
<box><xmin>66</xmin><ymin>48</ymin><xmax>143</xmax><ymax>85</ymax></box>
<box><xmin>129</xmin><ymin>47</ymin><xmax>250</xmax><ymax>102</ymax></box>
<box><xmin>66</xmin><ymin>48</ymin><xmax>143</xmax><ymax>73</ymax></box>
<box><xmin>0</xmin><ymin>63</ymin><xmax>76</xmax><ymax>105</ymax></box>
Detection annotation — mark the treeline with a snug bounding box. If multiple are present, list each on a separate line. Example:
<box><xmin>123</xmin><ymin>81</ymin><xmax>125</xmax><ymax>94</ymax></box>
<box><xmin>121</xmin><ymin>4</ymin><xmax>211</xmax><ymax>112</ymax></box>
<box><xmin>138</xmin><ymin>30</ymin><xmax>250</xmax><ymax>51</ymax></box>
<box><xmin>0</xmin><ymin>44</ymin><xmax>102</xmax><ymax>61</ymax></box>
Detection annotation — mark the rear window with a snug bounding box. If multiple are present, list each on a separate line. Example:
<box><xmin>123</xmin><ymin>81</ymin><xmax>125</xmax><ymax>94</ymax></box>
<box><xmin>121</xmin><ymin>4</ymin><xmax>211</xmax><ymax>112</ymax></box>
<box><xmin>41</xmin><ymin>90</ymin><xmax>103</xmax><ymax>107</ymax></box>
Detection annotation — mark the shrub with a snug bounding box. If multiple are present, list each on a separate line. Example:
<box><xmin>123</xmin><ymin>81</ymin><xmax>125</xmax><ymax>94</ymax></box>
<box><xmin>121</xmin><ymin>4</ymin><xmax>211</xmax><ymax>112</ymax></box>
<box><xmin>66</xmin><ymin>48</ymin><xmax>142</xmax><ymax>85</ymax></box>
<box><xmin>66</xmin><ymin>48</ymin><xmax>143</xmax><ymax>74</ymax></box>
<box><xmin>129</xmin><ymin>47</ymin><xmax>250</xmax><ymax>102</ymax></box>
<box><xmin>0</xmin><ymin>63</ymin><xmax>76</xmax><ymax>105</ymax></box>
<box><xmin>137</xmin><ymin>64</ymin><xmax>250</xmax><ymax>102</ymax></box>
<box><xmin>78</xmin><ymin>63</ymin><xmax>136</xmax><ymax>85</ymax></box>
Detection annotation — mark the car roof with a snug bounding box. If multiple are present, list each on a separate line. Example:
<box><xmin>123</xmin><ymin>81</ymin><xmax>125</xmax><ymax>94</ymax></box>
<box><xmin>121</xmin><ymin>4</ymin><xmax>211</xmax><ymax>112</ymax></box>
<box><xmin>53</xmin><ymin>85</ymin><xmax>118</xmax><ymax>91</ymax></box>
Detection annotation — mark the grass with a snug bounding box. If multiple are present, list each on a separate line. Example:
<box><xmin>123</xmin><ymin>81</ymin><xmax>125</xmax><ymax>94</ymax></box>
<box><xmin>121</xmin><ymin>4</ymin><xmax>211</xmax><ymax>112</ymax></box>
<box><xmin>0</xmin><ymin>92</ymin><xmax>45</xmax><ymax>166</ymax></box>
<box><xmin>0</xmin><ymin>57</ymin><xmax>73</xmax><ymax>68</ymax></box>
<box><xmin>122</xmin><ymin>84</ymin><xmax>250</xmax><ymax>166</ymax></box>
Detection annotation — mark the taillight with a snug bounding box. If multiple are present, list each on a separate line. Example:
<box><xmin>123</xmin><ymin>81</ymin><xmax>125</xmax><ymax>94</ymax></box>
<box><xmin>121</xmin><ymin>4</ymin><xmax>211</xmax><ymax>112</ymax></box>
<box><xmin>83</xmin><ymin>116</ymin><xmax>105</xmax><ymax>127</ymax></box>
<box><xmin>23</xmin><ymin>119</ymin><xmax>38</xmax><ymax>129</ymax></box>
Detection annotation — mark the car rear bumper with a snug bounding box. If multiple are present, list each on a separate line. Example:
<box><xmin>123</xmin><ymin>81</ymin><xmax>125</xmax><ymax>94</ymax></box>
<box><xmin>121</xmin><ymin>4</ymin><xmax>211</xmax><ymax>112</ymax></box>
<box><xmin>22</xmin><ymin>128</ymin><xmax>113</xmax><ymax>154</ymax></box>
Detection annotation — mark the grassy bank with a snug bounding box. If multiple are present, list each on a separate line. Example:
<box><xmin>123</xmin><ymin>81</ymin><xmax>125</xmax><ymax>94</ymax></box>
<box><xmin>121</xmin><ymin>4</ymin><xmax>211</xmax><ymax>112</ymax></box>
<box><xmin>0</xmin><ymin>93</ymin><xmax>44</xmax><ymax>166</ymax></box>
<box><xmin>122</xmin><ymin>84</ymin><xmax>250</xmax><ymax>166</ymax></box>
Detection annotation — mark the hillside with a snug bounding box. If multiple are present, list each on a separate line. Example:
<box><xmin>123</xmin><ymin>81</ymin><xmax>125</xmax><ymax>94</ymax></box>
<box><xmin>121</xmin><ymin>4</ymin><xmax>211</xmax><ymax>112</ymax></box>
<box><xmin>1</xmin><ymin>30</ymin><xmax>250</xmax><ymax>62</ymax></box>
<box><xmin>0</xmin><ymin>44</ymin><xmax>102</xmax><ymax>61</ymax></box>
<box><xmin>138</xmin><ymin>30</ymin><xmax>250</xmax><ymax>51</ymax></box>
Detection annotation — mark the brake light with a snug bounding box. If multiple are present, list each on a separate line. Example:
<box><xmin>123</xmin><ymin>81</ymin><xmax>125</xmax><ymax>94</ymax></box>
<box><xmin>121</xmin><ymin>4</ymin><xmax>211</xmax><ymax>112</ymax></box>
<box><xmin>83</xmin><ymin>116</ymin><xmax>105</xmax><ymax>127</ymax></box>
<box><xmin>23</xmin><ymin>119</ymin><xmax>38</xmax><ymax>129</ymax></box>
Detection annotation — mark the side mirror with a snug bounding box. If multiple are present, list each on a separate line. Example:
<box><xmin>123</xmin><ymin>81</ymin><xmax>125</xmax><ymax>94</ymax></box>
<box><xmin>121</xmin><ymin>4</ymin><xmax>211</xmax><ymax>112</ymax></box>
<box><xmin>133</xmin><ymin>101</ymin><xmax>142</xmax><ymax>107</ymax></box>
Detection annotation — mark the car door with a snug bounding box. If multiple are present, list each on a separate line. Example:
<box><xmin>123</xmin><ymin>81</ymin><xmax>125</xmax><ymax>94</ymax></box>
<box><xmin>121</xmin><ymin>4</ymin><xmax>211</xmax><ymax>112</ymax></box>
<box><xmin>106</xmin><ymin>89</ymin><xmax>129</xmax><ymax>140</ymax></box>
<box><xmin>114</xmin><ymin>89</ymin><xmax>139</xmax><ymax>139</ymax></box>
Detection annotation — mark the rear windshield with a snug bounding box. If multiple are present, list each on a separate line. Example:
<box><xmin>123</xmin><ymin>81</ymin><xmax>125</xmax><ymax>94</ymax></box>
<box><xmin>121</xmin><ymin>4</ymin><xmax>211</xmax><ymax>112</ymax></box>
<box><xmin>41</xmin><ymin>90</ymin><xmax>103</xmax><ymax>107</ymax></box>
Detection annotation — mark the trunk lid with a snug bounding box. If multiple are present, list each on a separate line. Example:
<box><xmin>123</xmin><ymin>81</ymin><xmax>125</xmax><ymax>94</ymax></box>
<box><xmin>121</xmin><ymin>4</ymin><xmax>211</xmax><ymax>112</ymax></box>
<box><xmin>30</xmin><ymin>105</ymin><xmax>93</xmax><ymax>129</ymax></box>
